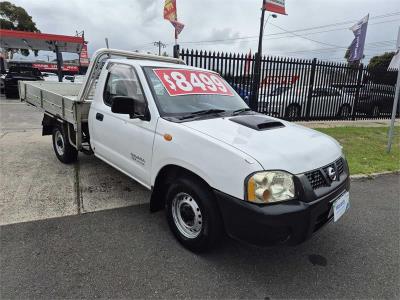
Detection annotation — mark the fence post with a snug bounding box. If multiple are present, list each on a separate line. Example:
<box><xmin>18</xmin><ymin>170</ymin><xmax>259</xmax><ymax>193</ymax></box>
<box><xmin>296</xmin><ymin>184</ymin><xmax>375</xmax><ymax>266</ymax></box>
<box><xmin>352</xmin><ymin>63</ymin><xmax>364</xmax><ymax>120</ymax></box>
<box><xmin>305</xmin><ymin>58</ymin><xmax>317</xmax><ymax>121</ymax></box>
<box><xmin>173</xmin><ymin>44</ymin><xmax>180</xmax><ymax>58</ymax></box>
<box><xmin>249</xmin><ymin>52</ymin><xmax>261</xmax><ymax>111</ymax></box>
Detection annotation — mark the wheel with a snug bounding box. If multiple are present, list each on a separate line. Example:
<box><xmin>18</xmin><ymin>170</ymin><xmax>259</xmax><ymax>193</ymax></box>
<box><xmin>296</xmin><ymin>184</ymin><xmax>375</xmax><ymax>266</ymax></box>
<box><xmin>338</xmin><ymin>104</ymin><xmax>351</xmax><ymax>119</ymax></box>
<box><xmin>166</xmin><ymin>177</ymin><xmax>223</xmax><ymax>252</ymax></box>
<box><xmin>4</xmin><ymin>87</ymin><xmax>16</xmax><ymax>99</ymax></box>
<box><xmin>285</xmin><ymin>104</ymin><xmax>301</xmax><ymax>120</ymax></box>
<box><xmin>52</xmin><ymin>125</ymin><xmax>78</xmax><ymax>164</ymax></box>
<box><xmin>371</xmin><ymin>105</ymin><xmax>380</xmax><ymax>117</ymax></box>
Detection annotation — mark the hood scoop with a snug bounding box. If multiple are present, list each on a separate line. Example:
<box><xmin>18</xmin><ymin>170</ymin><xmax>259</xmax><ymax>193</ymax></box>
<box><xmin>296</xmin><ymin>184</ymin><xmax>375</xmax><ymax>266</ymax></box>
<box><xmin>229</xmin><ymin>115</ymin><xmax>285</xmax><ymax>131</ymax></box>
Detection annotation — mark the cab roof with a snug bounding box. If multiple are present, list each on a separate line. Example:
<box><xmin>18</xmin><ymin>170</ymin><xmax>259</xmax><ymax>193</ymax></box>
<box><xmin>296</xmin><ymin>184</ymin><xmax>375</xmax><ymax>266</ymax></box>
<box><xmin>106</xmin><ymin>58</ymin><xmax>217</xmax><ymax>73</ymax></box>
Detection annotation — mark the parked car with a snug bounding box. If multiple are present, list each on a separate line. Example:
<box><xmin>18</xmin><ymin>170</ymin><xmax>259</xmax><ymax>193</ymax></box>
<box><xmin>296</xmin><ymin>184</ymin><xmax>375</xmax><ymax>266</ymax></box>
<box><xmin>42</xmin><ymin>72</ymin><xmax>60</xmax><ymax>82</ymax></box>
<box><xmin>0</xmin><ymin>73</ymin><xmax>5</xmax><ymax>94</ymax></box>
<box><xmin>19</xmin><ymin>48</ymin><xmax>350</xmax><ymax>252</ymax></box>
<box><xmin>64</xmin><ymin>75</ymin><xmax>75</xmax><ymax>82</ymax></box>
<box><xmin>4</xmin><ymin>66</ymin><xmax>43</xmax><ymax>98</ymax></box>
<box><xmin>264</xmin><ymin>86</ymin><xmax>353</xmax><ymax>119</ymax></box>
<box><xmin>73</xmin><ymin>75</ymin><xmax>86</xmax><ymax>83</ymax></box>
<box><xmin>354</xmin><ymin>84</ymin><xmax>395</xmax><ymax>117</ymax></box>
<box><xmin>231</xmin><ymin>83</ymin><xmax>252</xmax><ymax>104</ymax></box>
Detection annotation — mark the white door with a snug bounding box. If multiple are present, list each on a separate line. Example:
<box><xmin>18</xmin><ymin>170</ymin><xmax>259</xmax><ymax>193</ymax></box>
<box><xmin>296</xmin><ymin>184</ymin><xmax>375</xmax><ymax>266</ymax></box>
<box><xmin>90</xmin><ymin>63</ymin><xmax>156</xmax><ymax>187</ymax></box>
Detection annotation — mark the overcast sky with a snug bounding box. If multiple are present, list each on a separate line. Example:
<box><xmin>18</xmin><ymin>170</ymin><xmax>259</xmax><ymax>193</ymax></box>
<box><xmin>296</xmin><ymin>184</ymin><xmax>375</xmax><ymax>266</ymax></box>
<box><xmin>9</xmin><ymin>0</ymin><xmax>400</xmax><ymax>63</ymax></box>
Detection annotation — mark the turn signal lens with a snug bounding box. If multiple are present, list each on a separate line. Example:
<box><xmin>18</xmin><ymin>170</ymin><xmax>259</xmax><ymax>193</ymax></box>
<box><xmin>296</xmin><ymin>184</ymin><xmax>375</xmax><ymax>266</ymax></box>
<box><xmin>164</xmin><ymin>134</ymin><xmax>173</xmax><ymax>141</ymax></box>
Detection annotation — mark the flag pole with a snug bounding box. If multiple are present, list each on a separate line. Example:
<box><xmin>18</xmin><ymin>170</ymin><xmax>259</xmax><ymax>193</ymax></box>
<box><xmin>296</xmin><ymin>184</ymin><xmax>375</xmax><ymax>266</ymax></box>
<box><xmin>249</xmin><ymin>0</ymin><xmax>267</xmax><ymax>111</ymax></box>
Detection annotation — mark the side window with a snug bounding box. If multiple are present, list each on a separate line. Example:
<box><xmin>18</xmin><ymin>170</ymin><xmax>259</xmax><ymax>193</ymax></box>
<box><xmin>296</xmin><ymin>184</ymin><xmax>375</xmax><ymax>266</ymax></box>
<box><xmin>103</xmin><ymin>64</ymin><xmax>145</xmax><ymax>113</ymax></box>
<box><xmin>329</xmin><ymin>88</ymin><xmax>341</xmax><ymax>96</ymax></box>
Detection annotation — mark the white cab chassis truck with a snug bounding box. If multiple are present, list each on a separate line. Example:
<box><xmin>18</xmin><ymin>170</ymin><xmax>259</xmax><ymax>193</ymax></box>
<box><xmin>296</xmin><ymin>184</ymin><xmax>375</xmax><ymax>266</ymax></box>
<box><xmin>19</xmin><ymin>49</ymin><xmax>350</xmax><ymax>252</ymax></box>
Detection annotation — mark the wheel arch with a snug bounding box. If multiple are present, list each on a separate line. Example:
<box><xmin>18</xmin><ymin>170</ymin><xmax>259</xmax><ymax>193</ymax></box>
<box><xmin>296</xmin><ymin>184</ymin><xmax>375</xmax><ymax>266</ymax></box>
<box><xmin>150</xmin><ymin>164</ymin><xmax>213</xmax><ymax>212</ymax></box>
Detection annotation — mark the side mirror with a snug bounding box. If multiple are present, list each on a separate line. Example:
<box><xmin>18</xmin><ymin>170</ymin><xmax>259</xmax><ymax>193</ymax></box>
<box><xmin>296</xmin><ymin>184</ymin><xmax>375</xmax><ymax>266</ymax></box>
<box><xmin>111</xmin><ymin>96</ymin><xmax>147</xmax><ymax>120</ymax></box>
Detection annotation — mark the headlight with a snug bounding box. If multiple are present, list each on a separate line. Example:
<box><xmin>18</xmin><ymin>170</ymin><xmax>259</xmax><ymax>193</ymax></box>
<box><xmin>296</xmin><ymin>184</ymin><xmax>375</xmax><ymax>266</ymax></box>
<box><xmin>245</xmin><ymin>171</ymin><xmax>295</xmax><ymax>204</ymax></box>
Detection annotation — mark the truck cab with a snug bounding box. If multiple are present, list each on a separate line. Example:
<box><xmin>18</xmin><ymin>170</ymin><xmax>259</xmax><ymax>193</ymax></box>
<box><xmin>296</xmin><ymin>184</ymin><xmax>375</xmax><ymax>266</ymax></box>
<box><xmin>20</xmin><ymin>49</ymin><xmax>350</xmax><ymax>252</ymax></box>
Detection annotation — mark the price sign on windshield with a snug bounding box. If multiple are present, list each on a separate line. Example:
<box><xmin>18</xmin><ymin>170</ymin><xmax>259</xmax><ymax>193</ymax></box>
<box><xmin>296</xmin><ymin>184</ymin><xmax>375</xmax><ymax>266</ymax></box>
<box><xmin>153</xmin><ymin>68</ymin><xmax>234</xmax><ymax>97</ymax></box>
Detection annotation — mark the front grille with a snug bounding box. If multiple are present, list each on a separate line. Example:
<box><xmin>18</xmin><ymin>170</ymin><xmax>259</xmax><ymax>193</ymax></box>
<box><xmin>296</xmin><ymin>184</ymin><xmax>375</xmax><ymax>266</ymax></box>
<box><xmin>305</xmin><ymin>157</ymin><xmax>346</xmax><ymax>190</ymax></box>
<box><xmin>305</xmin><ymin>170</ymin><xmax>328</xmax><ymax>190</ymax></box>
<box><xmin>336</xmin><ymin>157</ymin><xmax>344</xmax><ymax>175</ymax></box>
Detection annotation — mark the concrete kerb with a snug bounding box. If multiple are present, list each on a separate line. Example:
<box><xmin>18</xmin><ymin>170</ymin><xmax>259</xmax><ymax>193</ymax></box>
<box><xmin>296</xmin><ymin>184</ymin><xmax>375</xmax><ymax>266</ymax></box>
<box><xmin>350</xmin><ymin>170</ymin><xmax>400</xmax><ymax>180</ymax></box>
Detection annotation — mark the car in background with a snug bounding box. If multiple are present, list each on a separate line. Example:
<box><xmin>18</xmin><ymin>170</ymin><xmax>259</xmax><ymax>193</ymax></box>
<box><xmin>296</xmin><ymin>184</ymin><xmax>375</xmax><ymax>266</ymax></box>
<box><xmin>4</xmin><ymin>66</ymin><xmax>43</xmax><ymax>98</ymax></box>
<box><xmin>42</xmin><ymin>72</ymin><xmax>60</xmax><ymax>82</ymax></box>
<box><xmin>0</xmin><ymin>73</ymin><xmax>5</xmax><ymax>94</ymax></box>
<box><xmin>350</xmin><ymin>84</ymin><xmax>395</xmax><ymax>117</ymax></box>
<box><xmin>73</xmin><ymin>75</ymin><xmax>86</xmax><ymax>83</ymax></box>
<box><xmin>231</xmin><ymin>83</ymin><xmax>252</xmax><ymax>104</ymax></box>
<box><xmin>264</xmin><ymin>86</ymin><xmax>353</xmax><ymax>120</ymax></box>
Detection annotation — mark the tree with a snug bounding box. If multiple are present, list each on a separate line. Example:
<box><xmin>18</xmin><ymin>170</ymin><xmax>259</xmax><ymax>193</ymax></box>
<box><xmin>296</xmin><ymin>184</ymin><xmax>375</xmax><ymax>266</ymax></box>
<box><xmin>0</xmin><ymin>1</ymin><xmax>40</xmax><ymax>57</ymax></box>
<box><xmin>367</xmin><ymin>52</ymin><xmax>396</xmax><ymax>85</ymax></box>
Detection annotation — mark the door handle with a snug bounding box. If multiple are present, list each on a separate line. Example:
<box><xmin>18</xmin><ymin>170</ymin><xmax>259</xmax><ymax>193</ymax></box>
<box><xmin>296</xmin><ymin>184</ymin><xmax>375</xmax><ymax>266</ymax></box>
<box><xmin>96</xmin><ymin>113</ymin><xmax>104</xmax><ymax>121</ymax></box>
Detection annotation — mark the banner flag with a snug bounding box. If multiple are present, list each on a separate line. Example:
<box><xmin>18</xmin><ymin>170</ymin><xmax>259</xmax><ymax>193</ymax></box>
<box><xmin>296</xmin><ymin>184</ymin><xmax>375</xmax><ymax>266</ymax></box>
<box><xmin>164</xmin><ymin>0</ymin><xmax>184</xmax><ymax>39</ymax></box>
<box><xmin>388</xmin><ymin>27</ymin><xmax>400</xmax><ymax>70</ymax></box>
<box><xmin>164</xmin><ymin>0</ymin><xmax>177</xmax><ymax>21</ymax></box>
<box><xmin>348</xmin><ymin>14</ymin><xmax>369</xmax><ymax>62</ymax></box>
<box><xmin>264</xmin><ymin>0</ymin><xmax>287</xmax><ymax>15</ymax></box>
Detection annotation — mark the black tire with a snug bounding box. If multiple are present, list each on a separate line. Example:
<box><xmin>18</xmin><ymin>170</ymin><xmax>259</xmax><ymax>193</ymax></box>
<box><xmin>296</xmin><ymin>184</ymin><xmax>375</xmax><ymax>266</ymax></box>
<box><xmin>285</xmin><ymin>104</ymin><xmax>301</xmax><ymax>120</ymax></box>
<box><xmin>166</xmin><ymin>176</ymin><xmax>223</xmax><ymax>252</ymax></box>
<box><xmin>52</xmin><ymin>125</ymin><xmax>78</xmax><ymax>164</ymax></box>
<box><xmin>338</xmin><ymin>104</ymin><xmax>352</xmax><ymax>119</ymax></box>
<box><xmin>371</xmin><ymin>105</ymin><xmax>380</xmax><ymax>118</ymax></box>
<box><xmin>4</xmin><ymin>88</ymin><xmax>16</xmax><ymax>99</ymax></box>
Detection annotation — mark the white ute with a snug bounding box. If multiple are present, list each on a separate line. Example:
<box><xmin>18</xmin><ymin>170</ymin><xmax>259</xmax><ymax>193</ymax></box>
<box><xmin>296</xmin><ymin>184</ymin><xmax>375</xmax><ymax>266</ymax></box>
<box><xmin>19</xmin><ymin>49</ymin><xmax>350</xmax><ymax>252</ymax></box>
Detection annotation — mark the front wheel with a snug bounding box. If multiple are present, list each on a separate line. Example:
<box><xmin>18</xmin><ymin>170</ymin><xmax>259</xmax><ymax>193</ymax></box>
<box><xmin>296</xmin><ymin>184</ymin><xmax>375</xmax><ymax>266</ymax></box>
<box><xmin>52</xmin><ymin>125</ymin><xmax>78</xmax><ymax>164</ymax></box>
<box><xmin>166</xmin><ymin>177</ymin><xmax>223</xmax><ymax>252</ymax></box>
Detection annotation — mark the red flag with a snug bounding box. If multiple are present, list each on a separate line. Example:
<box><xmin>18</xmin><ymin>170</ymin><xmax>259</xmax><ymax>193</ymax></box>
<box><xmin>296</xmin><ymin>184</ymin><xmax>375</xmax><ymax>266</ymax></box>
<box><xmin>264</xmin><ymin>0</ymin><xmax>287</xmax><ymax>15</ymax></box>
<box><xmin>164</xmin><ymin>0</ymin><xmax>184</xmax><ymax>38</ymax></box>
<box><xmin>164</xmin><ymin>0</ymin><xmax>177</xmax><ymax>21</ymax></box>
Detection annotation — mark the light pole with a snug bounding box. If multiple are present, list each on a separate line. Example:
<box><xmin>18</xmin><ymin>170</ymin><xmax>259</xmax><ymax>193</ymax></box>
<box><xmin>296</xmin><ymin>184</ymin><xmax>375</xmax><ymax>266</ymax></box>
<box><xmin>249</xmin><ymin>1</ymin><xmax>276</xmax><ymax>111</ymax></box>
<box><xmin>261</xmin><ymin>13</ymin><xmax>277</xmax><ymax>54</ymax></box>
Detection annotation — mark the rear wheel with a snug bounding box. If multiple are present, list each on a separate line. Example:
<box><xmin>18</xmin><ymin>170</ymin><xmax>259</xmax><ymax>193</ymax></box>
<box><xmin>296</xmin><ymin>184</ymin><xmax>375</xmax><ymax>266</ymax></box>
<box><xmin>52</xmin><ymin>125</ymin><xmax>78</xmax><ymax>164</ymax></box>
<box><xmin>285</xmin><ymin>104</ymin><xmax>301</xmax><ymax>120</ymax></box>
<box><xmin>371</xmin><ymin>105</ymin><xmax>380</xmax><ymax>117</ymax></box>
<box><xmin>338</xmin><ymin>104</ymin><xmax>352</xmax><ymax>119</ymax></box>
<box><xmin>166</xmin><ymin>177</ymin><xmax>223</xmax><ymax>252</ymax></box>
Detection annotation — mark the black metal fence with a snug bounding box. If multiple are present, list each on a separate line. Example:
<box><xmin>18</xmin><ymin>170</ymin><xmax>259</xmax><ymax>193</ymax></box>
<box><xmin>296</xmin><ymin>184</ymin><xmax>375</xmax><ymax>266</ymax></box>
<box><xmin>179</xmin><ymin>49</ymin><xmax>398</xmax><ymax>121</ymax></box>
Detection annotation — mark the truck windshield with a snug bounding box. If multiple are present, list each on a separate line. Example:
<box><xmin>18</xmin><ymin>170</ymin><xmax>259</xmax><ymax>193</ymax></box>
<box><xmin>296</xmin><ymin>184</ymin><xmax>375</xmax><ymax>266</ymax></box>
<box><xmin>143</xmin><ymin>66</ymin><xmax>248</xmax><ymax>117</ymax></box>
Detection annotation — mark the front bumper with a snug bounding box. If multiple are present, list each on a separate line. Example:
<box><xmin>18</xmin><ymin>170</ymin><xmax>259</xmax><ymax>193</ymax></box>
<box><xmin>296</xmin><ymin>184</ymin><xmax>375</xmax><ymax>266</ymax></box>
<box><xmin>215</xmin><ymin>174</ymin><xmax>350</xmax><ymax>246</ymax></box>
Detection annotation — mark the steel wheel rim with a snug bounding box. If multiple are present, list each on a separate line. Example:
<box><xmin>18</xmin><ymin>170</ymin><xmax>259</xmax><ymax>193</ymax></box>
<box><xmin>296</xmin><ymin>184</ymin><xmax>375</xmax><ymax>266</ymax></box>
<box><xmin>55</xmin><ymin>130</ymin><xmax>65</xmax><ymax>156</ymax></box>
<box><xmin>171</xmin><ymin>192</ymin><xmax>202</xmax><ymax>239</ymax></box>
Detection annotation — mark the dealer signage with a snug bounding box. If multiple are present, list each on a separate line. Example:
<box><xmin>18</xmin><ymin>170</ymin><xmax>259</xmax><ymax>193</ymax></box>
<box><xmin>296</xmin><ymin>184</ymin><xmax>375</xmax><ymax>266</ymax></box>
<box><xmin>32</xmin><ymin>63</ymin><xmax>79</xmax><ymax>72</ymax></box>
<box><xmin>264</xmin><ymin>0</ymin><xmax>287</xmax><ymax>15</ymax></box>
<box><xmin>153</xmin><ymin>69</ymin><xmax>234</xmax><ymax>97</ymax></box>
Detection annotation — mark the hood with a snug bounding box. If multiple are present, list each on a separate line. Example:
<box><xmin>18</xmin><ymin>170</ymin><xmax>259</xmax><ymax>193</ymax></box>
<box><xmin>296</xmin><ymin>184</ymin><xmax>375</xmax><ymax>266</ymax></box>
<box><xmin>182</xmin><ymin>115</ymin><xmax>342</xmax><ymax>174</ymax></box>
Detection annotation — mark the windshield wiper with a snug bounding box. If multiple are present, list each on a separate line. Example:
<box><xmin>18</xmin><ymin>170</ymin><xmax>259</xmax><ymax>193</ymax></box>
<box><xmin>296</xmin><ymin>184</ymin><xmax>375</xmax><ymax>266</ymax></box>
<box><xmin>179</xmin><ymin>109</ymin><xmax>226</xmax><ymax>120</ymax></box>
<box><xmin>231</xmin><ymin>108</ymin><xmax>252</xmax><ymax>116</ymax></box>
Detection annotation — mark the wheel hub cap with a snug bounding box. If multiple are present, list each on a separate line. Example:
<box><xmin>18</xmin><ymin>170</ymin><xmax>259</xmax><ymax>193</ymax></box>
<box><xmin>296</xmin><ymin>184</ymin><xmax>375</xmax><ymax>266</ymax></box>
<box><xmin>55</xmin><ymin>130</ymin><xmax>65</xmax><ymax>156</ymax></box>
<box><xmin>171</xmin><ymin>192</ymin><xmax>202</xmax><ymax>239</ymax></box>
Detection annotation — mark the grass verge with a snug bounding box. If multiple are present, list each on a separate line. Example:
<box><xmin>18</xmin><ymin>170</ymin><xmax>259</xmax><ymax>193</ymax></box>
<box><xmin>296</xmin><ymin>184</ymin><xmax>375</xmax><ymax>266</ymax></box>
<box><xmin>315</xmin><ymin>126</ymin><xmax>400</xmax><ymax>175</ymax></box>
